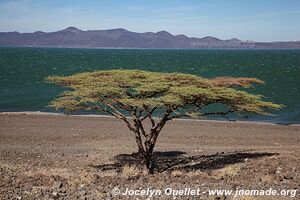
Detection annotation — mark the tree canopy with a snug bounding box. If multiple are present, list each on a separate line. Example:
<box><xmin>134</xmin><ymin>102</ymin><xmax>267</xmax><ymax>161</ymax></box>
<box><xmin>47</xmin><ymin>69</ymin><xmax>281</xmax><ymax>118</ymax></box>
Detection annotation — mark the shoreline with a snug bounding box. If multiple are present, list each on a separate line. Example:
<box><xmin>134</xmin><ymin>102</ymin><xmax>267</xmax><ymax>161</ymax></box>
<box><xmin>2</xmin><ymin>46</ymin><xmax>300</xmax><ymax>50</ymax></box>
<box><xmin>1</xmin><ymin>111</ymin><xmax>299</xmax><ymax>126</ymax></box>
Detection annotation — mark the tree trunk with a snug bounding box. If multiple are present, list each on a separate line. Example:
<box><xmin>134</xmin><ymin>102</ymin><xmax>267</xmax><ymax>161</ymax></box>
<box><xmin>133</xmin><ymin>115</ymin><xmax>168</xmax><ymax>174</ymax></box>
<box><xmin>142</xmin><ymin>142</ymin><xmax>154</xmax><ymax>174</ymax></box>
<box><xmin>134</xmin><ymin>131</ymin><xmax>145</xmax><ymax>156</ymax></box>
<box><xmin>142</xmin><ymin>129</ymin><xmax>158</xmax><ymax>174</ymax></box>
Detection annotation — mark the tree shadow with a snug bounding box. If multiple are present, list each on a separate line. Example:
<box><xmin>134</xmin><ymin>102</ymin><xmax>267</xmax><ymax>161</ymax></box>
<box><xmin>90</xmin><ymin>151</ymin><xmax>277</xmax><ymax>173</ymax></box>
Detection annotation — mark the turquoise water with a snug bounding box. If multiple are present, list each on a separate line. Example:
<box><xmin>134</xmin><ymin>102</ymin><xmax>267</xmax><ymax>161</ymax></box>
<box><xmin>0</xmin><ymin>47</ymin><xmax>300</xmax><ymax>124</ymax></box>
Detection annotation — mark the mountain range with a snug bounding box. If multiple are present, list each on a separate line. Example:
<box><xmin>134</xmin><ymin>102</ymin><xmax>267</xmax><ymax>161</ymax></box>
<box><xmin>0</xmin><ymin>27</ymin><xmax>300</xmax><ymax>49</ymax></box>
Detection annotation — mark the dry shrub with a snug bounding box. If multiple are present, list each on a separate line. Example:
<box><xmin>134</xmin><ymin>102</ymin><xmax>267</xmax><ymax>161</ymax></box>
<box><xmin>121</xmin><ymin>164</ymin><xmax>140</xmax><ymax>179</ymax></box>
<box><xmin>171</xmin><ymin>170</ymin><xmax>183</xmax><ymax>177</ymax></box>
<box><xmin>259</xmin><ymin>174</ymin><xmax>273</xmax><ymax>184</ymax></box>
<box><xmin>211</xmin><ymin>164</ymin><xmax>241</xmax><ymax>179</ymax></box>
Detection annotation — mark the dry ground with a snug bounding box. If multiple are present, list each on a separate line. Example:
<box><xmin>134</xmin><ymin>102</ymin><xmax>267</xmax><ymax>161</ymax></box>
<box><xmin>0</xmin><ymin>112</ymin><xmax>299</xmax><ymax>199</ymax></box>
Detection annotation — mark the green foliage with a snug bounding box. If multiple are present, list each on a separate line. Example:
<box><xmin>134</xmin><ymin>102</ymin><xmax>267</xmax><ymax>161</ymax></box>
<box><xmin>46</xmin><ymin>69</ymin><xmax>282</xmax><ymax>117</ymax></box>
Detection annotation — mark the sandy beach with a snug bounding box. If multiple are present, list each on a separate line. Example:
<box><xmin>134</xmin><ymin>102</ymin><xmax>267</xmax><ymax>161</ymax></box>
<box><xmin>1</xmin><ymin>112</ymin><xmax>300</xmax><ymax>199</ymax></box>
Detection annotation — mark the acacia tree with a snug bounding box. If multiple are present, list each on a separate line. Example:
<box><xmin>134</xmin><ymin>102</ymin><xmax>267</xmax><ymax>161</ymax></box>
<box><xmin>47</xmin><ymin>69</ymin><xmax>281</xmax><ymax>172</ymax></box>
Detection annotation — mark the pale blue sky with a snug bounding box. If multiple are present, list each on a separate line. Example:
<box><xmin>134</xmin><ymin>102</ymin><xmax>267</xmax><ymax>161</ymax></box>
<box><xmin>0</xmin><ymin>0</ymin><xmax>299</xmax><ymax>41</ymax></box>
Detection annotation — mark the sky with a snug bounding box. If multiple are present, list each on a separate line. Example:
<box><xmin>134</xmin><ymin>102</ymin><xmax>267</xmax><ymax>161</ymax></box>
<box><xmin>0</xmin><ymin>0</ymin><xmax>299</xmax><ymax>42</ymax></box>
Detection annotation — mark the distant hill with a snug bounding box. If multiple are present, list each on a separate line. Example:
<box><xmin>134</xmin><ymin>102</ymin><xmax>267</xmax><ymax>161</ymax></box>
<box><xmin>0</xmin><ymin>26</ymin><xmax>299</xmax><ymax>48</ymax></box>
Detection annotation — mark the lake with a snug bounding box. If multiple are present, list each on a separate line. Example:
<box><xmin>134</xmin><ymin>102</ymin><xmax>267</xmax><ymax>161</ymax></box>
<box><xmin>0</xmin><ymin>47</ymin><xmax>299</xmax><ymax>124</ymax></box>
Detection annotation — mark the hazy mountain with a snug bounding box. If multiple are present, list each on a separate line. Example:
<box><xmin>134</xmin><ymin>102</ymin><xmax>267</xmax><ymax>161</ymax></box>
<box><xmin>0</xmin><ymin>27</ymin><xmax>299</xmax><ymax>48</ymax></box>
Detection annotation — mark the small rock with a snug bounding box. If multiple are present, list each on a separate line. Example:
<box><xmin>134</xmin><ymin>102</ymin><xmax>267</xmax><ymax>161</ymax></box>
<box><xmin>52</xmin><ymin>181</ymin><xmax>62</xmax><ymax>189</ymax></box>
<box><xmin>16</xmin><ymin>197</ymin><xmax>22</xmax><ymax>200</ymax></box>
<box><xmin>58</xmin><ymin>192</ymin><xmax>67</xmax><ymax>197</ymax></box>
<box><xmin>52</xmin><ymin>191</ymin><xmax>58</xmax><ymax>197</ymax></box>
<box><xmin>79</xmin><ymin>190</ymin><xmax>87</xmax><ymax>196</ymax></box>
<box><xmin>58</xmin><ymin>188</ymin><xmax>67</xmax><ymax>193</ymax></box>
<box><xmin>284</xmin><ymin>174</ymin><xmax>293</xmax><ymax>180</ymax></box>
<box><xmin>277</xmin><ymin>167</ymin><xmax>282</xmax><ymax>171</ymax></box>
<box><xmin>15</xmin><ymin>187</ymin><xmax>21</xmax><ymax>194</ymax></box>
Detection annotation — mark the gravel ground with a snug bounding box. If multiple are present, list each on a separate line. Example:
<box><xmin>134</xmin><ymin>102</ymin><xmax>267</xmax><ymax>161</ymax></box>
<box><xmin>0</xmin><ymin>112</ymin><xmax>299</xmax><ymax>200</ymax></box>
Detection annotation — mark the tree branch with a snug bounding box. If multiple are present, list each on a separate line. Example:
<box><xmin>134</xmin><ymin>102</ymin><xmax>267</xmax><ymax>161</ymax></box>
<box><xmin>153</xmin><ymin>108</ymin><xmax>172</xmax><ymax>133</ymax></box>
<box><xmin>167</xmin><ymin>113</ymin><xmax>188</xmax><ymax>120</ymax></box>
<box><xmin>130</xmin><ymin>109</ymin><xmax>147</xmax><ymax>138</ymax></box>
<box><xmin>94</xmin><ymin>105</ymin><xmax>135</xmax><ymax>132</ymax></box>
<box><xmin>167</xmin><ymin>109</ymin><xmax>234</xmax><ymax>121</ymax></box>
<box><xmin>137</xmin><ymin>119</ymin><xmax>147</xmax><ymax>137</ymax></box>
<box><xmin>141</xmin><ymin>106</ymin><xmax>157</xmax><ymax>127</ymax></box>
<box><xmin>201</xmin><ymin>110</ymin><xmax>234</xmax><ymax>116</ymax></box>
